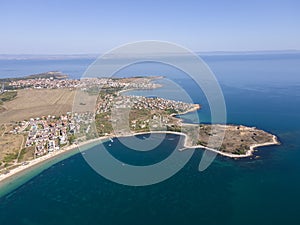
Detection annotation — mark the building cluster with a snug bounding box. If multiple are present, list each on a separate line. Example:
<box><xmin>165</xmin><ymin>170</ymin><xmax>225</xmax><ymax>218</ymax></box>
<box><xmin>130</xmin><ymin>114</ymin><xmax>171</xmax><ymax>130</ymax></box>
<box><xmin>0</xmin><ymin>83</ymin><xmax>5</xmax><ymax>94</ymax></box>
<box><xmin>9</xmin><ymin>76</ymin><xmax>196</xmax><ymax>157</ymax></box>
<box><xmin>8</xmin><ymin>77</ymin><xmax>160</xmax><ymax>90</ymax></box>
<box><xmin>97</xmin><ymin>93</ymin><xmax>195</xmax><ymax>114</ymax></box>
<box><xmin>9</xmin><ymin>78</ymin><xmax>81</xmax><ymax>89</ymax></box>
<box><xmin>13</xmin><ymin>112</ymin><xmax>93</xmax><ymax>157</ymax></box>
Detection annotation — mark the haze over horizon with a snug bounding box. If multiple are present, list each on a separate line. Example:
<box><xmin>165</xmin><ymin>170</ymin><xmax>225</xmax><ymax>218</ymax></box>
<box><xmin>1</xmin><ymin>49</ymin><xmax>300</xmax><ymax>61</ymax></box>
<box><xmin>1</xmin><ymin>0</ymin><xmax>299</xmax><ymax>54</ymax></box>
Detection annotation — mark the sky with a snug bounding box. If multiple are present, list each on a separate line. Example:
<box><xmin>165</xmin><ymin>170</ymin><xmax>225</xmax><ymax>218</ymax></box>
<box><xmin>0</xmin><ymin>0</ymin><xmax>299</xmax><ymax>54</ymax></box>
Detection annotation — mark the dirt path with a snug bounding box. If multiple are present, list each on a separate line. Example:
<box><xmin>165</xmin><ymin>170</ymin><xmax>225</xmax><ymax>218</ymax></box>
<box><xmin>0</xmin><ymin>89</ymin><xmax>76</xmax><ymax>123</ymax></box>
<box><xmin>1</xmin><ymin>123</ymin><xmax>8</xmax><ymax>137</ymax></box>
<box><xmin>16</xmin><ymin>134</ymin><xmax>25</xmax><ymax>163</ymax></box>
<box><xmin>53</xmin><ymin>90</ymin><xmax>66</xmax><ymax>105</ymax></box>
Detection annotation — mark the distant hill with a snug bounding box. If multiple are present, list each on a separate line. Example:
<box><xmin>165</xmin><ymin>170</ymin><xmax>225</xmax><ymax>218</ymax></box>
<box><xmin>197</xmin><ymin>50</ymin><xmax>300</xmax><ymax>56</ymax></box>
<box><xmin>0</xmin><ymin>71</ymin><xmax>68</xmax><ymax>82</ymax></box>
<box><xmin>0</xmin><ymin>54</ymin><xmax>97</xmax><ymax>60</ymax></box>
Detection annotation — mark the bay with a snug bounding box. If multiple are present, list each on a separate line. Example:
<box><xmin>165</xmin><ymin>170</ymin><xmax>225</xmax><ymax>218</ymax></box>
<box><xmin>0</xmin><ymin>53</ymin><xmax>299</xmax><ymax>225</ymax></box>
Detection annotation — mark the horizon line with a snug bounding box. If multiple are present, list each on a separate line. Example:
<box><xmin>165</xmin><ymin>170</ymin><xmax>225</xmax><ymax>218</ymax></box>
<box><xmin>0</xmin><ymin>49</ymin><xmax>300</xmax><ymax>60</ymax></box>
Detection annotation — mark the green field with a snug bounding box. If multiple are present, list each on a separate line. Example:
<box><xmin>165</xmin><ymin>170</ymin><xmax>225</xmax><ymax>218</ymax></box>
<box><xmin>0</xmin><ymin>91</ymin><xmax>17</xmax><ymax>105</ymax></box>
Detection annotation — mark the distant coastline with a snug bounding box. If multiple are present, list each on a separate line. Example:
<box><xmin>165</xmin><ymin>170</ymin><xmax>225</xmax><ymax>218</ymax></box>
<box><xmin>0</xmin><ymin>54</ymin><xmax>98</xmax><ymax>60</ymax></box>
<box><xmin>1</xmin><ymin>50</ymin><xmax>300</xmax><ymax>60</ymax></box>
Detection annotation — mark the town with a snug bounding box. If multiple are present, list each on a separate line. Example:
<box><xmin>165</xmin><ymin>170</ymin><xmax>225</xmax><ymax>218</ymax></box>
<box><xmin>7</xmin><ymin>76</ymin><xmax>161</xmax><ymax>91</ymax></box>
<box><xmin>13</xmin><ymin>112</ymin><xmax>94</xmax><ymax>157</ymax></box>
<box><xmin>97</xmin><ymin>93</ymin><xmax>195</xmax><ymax>114</ymax></box>
<box><xmin>5</xmin><ymin>75</ymin><xmax>198</xmax><ymax>160</ymax></box>
<box><xmin>0</xmin><ymin>74</ymin><xmax>279</xmax><ymax>178</ymax></box>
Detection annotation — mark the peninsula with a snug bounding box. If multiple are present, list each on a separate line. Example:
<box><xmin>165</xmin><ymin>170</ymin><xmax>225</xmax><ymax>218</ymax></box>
<box><xmin>0</xmin><ymin>72</ymin><xmax>280</xmax><ymax>182</ymax></box>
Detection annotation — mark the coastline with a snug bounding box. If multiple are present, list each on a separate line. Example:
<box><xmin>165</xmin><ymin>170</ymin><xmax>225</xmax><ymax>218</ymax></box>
<box><xmin>0</xmin><ymin>77</ymin><xmax>280</xmax><ymax>190</ymax></box>
<box><xmin>118</xmin><ymin>75</ymin><xmax>164</xmax><ymax>95</ymax></box>
<box><xmin>0</xmin><ymin>76</ymin><xmax>179</xmax><ymax>186</ymax></box>
<box><xmin>0</xmin><ymin>128</ymin><xmax>280</xmax><ymax>187</ymax></box>
<box><xmin>190</xmin><ymin>134</ymin><xmax>280</xmax><ymax>158</ymax></box>
<box><xmin>0</xmin><ymin>127</ymin><xmax>195</xmax><ymax>186</ymax></box>
<box><xmin>0</xmin><ymin>136</ymin><xmax>111</xmax><ymax>186</ymax></box>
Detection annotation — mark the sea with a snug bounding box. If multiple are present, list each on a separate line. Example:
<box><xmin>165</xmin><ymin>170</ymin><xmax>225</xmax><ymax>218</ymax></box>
<box><xmin>0</xmin><ymin>53</ymin><xmax>299</xmax><ymax>225</ymax></box>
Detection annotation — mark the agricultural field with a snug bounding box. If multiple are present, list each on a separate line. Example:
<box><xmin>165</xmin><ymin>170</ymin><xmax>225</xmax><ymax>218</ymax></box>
<box><xmin>0</xmin><ymin>89</ymin><xmax>76</xmax><ymax>123</ymax></box>
<box><xmin>0</xmin><ymin>124</ymin><xmax>25</xmax><ymax>169</ymax></box>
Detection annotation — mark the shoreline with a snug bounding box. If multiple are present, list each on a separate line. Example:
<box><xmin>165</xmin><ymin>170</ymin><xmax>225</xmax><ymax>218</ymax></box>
<box><xmin>189</xmin><ymin>134</ymin><xmax>280</xmax><ymax>158</ymax></box>
<box><xmin>0</xmin><ymin>136</ymin><xmax>112</xmax><ymax>185</ymax></box>
<box><xmin>0</xmin><ymin>78</ymin><xmax>164</xmax><ymax>185</ymax></box>
<box><xmin>0</xmin><ymin>128</ymin><xmax>280</xmax><ymax>186</ymax></box>
<box><xmin>0</xmin><ymin>78</ymin><xmax>280</xmax><ymax>188</ymax></box>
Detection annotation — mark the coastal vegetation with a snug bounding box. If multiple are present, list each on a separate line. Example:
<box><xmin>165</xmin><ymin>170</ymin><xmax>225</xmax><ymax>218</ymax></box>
<box><xmin>0</xmin><ymin>74</ymin><xmax>280</xmax><ymax>177</ymax></box>
<box><xmin>0</xmin><ymin>124</ymin><xmax>25</xmax><ymax>171</ymax></box>
<box><xmin>0</xmin><ymin>91</ymin><xmax>17</xmax><ymax>104</ymax></box>
<box><xmin>0</xmin><ymin>71</ymin><xmax>68</xmax><ymax>83</ymax></box>
<box><xmin>95</xmin><ymin>113</ymin><xmax>113</xmax><ymax>136</ymax></box>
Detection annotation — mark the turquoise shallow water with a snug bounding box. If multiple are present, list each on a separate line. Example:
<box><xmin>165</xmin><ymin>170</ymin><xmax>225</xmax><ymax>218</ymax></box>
<box><xmin>0</xmin><ymin>53</ymin><xmax>300</xmax><ymax>225</ymax></box>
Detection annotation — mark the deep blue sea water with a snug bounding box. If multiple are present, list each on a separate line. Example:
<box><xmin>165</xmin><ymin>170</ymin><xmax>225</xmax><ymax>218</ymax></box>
<box><xmin>0</xmin><ymin>53</ymin><xmax>300</xmax><ymax>225</ymax></box>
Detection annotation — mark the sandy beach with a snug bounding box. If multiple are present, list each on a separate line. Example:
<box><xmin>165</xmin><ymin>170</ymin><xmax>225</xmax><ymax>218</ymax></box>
<box><xmin>0</xmin><ymin>84</ymin><xmax>280</xmax><ymax>187</ymax></box>
<box><xmin>0</xmin><ymin>127</ymin><xmax>280</xmax><ymax>187</ymax></box>
<box><xmin>0</xmin><ymin>78</ymin><xmax>194</xmax><ymax>186</ymax></box>
<box><xmin>0</xmin><ymin>135</ymin><xmax>111</xmax><ymax>185</ymax></box>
